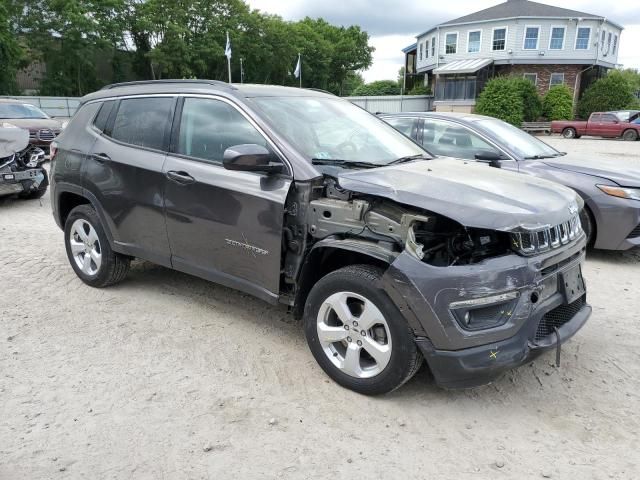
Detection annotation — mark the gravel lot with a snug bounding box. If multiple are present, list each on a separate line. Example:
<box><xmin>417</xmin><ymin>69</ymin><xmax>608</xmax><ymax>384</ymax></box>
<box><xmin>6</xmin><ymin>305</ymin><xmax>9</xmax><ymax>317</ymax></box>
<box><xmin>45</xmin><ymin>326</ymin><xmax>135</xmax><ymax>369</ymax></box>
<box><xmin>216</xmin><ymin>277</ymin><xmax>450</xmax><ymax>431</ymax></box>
<box><xmin>2</xmin><ymin>138</ymin><xmax>640</xmax><ymax>479</ymax></box>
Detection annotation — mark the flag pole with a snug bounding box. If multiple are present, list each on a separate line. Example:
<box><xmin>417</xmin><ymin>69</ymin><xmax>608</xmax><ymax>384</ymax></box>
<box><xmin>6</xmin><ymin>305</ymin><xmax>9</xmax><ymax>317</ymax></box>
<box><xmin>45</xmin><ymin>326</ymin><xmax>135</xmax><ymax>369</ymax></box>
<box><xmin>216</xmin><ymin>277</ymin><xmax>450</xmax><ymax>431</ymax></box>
<box><xmin>228</xmin><ymin>56</ymin><xmax>232</xmax><ymax>84</ymax></box>
<box><xmin>298</xmin><ymin>53</ymin><xmax>302</xmax><ymax>88</ymax></box>
<box><xmin>226</xmin><ymin>31</ymin><xmax>232</xmax><ymax>84</ymax></box>
<box><xmin>240</xmin><ymin>58</ymin><xmax>244</xmax><ymax>84</ymax></box>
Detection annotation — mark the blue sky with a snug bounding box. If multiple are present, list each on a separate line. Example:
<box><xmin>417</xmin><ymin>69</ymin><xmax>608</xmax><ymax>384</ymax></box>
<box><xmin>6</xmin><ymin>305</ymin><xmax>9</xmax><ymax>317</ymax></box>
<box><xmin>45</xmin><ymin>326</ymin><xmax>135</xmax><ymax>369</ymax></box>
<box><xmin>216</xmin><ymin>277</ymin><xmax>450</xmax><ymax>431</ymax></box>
<box><xmin>246</xmin><ymin>0</ymin><xmax>640</xmax><ymax>82</ymax></box>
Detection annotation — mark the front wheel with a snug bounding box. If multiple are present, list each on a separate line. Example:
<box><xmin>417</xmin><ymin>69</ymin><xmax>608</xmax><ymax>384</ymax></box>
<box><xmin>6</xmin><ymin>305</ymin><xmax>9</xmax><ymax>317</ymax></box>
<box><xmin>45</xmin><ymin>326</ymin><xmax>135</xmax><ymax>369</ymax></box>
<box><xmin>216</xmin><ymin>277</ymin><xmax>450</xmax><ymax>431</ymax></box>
<box><xmin>64</xmin><ymin>204</ymin><xmax>130</xmax><ymax>287</ymax></box>
<box><xmin>562</xmin><ymin>127</ymin><xmax>577</xmax><ymax>139</ymax></box>
<box><xmin>579</xmin><ymin>207</ymin><xmax>595</xmax><ymax>248</ymax></box>
<box><xmin>622</xmin><ymin>129</ymin><xmax>638</xmax><ymax>141</ymax></box>
<box><xmin>303</xmin><ymin>265</ymin><xmax>423</xmax><ymax>395</ymax></box>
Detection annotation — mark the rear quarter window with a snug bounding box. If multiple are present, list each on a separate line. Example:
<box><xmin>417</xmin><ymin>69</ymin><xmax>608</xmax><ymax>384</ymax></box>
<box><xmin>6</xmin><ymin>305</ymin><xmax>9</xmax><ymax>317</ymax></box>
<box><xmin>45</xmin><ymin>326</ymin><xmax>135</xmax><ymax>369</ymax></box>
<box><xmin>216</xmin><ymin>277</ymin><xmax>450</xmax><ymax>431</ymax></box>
<box><xmin>109</xmin><ymin>97</ymin><xmax>174</xmax><ymax>150</ymax></box>
<box><xmin>93</xmin><ymin>100</ymin><xmax>115</xmax><ymax>132</ymax></box>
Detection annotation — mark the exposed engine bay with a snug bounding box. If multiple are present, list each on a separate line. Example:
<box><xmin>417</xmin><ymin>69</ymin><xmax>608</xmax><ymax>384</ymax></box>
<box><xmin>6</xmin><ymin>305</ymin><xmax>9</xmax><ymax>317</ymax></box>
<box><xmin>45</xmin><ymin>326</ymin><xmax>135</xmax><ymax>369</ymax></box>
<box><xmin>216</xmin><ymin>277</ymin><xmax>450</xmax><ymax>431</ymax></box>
<box><xmin>0</xmin><ymin>126</ymin><xmax>48</xmax><ymax>198</ymax></box>
<box><xmin>282</xmin><ymin>176</ymin><xmax>513</xmax><ymax>285</ymax></box>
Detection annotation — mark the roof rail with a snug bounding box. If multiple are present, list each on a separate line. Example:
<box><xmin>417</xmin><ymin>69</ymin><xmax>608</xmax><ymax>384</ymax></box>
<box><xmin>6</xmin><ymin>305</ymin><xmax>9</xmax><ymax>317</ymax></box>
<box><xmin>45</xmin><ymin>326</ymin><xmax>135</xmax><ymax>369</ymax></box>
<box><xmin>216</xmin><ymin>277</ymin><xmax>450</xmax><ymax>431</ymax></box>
<box><xmin>305</xmin><ymin>88</ymin><xmax>336</xmax><ymax>96</ymax></box>
<box><xmin>101</xmin><ymin>79</ymin><xmax>235</xmax><ymax>90</ymax></box>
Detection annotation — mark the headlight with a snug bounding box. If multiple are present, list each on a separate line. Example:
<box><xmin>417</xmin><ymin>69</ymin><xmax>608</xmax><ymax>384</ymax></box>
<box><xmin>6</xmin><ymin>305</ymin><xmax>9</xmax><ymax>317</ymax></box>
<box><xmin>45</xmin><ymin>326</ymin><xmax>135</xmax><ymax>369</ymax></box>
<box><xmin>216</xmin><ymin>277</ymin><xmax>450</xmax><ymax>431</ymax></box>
<box><xmin>61</xmin><ymin>120</ymin><xmax>69</xmax><ymax>129</ymax></box>
<box><xmin>1</xmin><ymin>122</ymin><xmax>18</xmax><ymax>129</ymax></box>
<box><xmin>597</xmin><ymin>185</ymin><xmax>640</xmax><ymax>201</ymax></box>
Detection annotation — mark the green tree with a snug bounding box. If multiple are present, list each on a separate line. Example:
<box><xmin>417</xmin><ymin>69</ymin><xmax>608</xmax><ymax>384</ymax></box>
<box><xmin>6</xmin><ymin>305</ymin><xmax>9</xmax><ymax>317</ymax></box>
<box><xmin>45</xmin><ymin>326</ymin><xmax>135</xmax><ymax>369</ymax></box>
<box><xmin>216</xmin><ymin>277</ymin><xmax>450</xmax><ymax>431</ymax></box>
<box><xmin>577</xmin><ymin>70</ymin><xmax>635</xmax><ymax>119</ymax></box>
<box><xmin>352</xmin><ymin>80</ymin><xmax>400</xmax><ymax>96</ymax></box>
<box><xmin>0</xmin><ymin>1</ymin><xmax>26</xmax><ymax>94</ymax></box>
<box><xmin>512</xmin><ymin>77</ymin><xmax>542</xmax><ymax>121</ymax></box>
<box><xmin>475</xmin><ymin>77</ymin><xmax>524</xmax><ymax>126</ymax></box>
<box><xmin>543</xmin><ymin>85</ymin><xmax>574</xmax><ymax>120</ymax></box>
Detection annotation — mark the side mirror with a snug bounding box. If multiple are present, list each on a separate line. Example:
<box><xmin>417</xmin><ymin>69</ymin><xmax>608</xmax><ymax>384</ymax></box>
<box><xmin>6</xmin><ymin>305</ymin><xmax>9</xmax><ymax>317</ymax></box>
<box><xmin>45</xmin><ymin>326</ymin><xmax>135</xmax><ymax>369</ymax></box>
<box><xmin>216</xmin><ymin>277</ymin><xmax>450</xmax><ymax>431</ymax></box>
<box><xmin>223</xmin><ymin>144</ymin><xmax>284</xmax><ymax>174</ymax></box>
<box><xmin>475</xmin><ymin>150</ymin><xmax>503</xmax><ymax>167</ymax></box>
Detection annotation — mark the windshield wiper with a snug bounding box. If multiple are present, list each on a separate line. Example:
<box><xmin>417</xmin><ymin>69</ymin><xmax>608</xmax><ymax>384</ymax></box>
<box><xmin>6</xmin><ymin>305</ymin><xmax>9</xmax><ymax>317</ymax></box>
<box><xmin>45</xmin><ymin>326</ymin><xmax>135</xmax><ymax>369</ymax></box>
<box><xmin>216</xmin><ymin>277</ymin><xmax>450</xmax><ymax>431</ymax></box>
<box><xmin>524</xmin><ymin>154</ymin><xmax>557</xmax><ymax>160</ymax></box>
<box><xmin>388</xmin><ymin>154</ymin><xmax>432</xmax><ymax>165</ymax></box>
<box><xmin>311</xmin><ymin>158</ymin><xmax>380</xmax><ymax>169</ymax></box>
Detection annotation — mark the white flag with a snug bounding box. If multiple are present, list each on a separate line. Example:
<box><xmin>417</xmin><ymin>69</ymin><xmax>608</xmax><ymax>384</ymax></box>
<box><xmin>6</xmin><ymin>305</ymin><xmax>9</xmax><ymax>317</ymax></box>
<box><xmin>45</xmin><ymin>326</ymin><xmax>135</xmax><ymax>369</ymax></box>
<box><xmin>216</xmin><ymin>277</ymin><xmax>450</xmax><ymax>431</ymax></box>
<box><xmin>293</xmin><ymin>54</ymin><xmax>301</xmax><ymax>79</ymax></box>
<box><xmin>225</xmin><ymin>32</ymin><xmax>232</xmax><ymax>60</ymax></box>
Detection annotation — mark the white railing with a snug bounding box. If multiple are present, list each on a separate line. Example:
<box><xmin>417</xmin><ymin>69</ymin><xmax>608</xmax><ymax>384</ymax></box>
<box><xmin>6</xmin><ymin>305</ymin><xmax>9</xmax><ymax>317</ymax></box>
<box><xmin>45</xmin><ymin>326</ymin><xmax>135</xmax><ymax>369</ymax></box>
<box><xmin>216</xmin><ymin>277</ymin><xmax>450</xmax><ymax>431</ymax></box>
<box><xmin>1</xmin><ymin>96</ymin><xmax>80</xmax><ymax>118</ymax></box>
<box><xmin>346</xmin><ymin>95</ymin><xmax>434</xmax><ymax>114</ymax></box>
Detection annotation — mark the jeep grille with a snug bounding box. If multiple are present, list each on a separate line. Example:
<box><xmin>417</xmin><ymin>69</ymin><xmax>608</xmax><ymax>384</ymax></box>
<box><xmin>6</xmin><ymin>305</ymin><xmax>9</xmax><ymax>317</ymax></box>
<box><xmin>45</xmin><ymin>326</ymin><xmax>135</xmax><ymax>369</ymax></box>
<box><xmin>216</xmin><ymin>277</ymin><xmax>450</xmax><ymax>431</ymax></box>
<box><xmin>511</xmin><ymin>215</ymin><xmax>582</xmax><ymax>256</ymax></box>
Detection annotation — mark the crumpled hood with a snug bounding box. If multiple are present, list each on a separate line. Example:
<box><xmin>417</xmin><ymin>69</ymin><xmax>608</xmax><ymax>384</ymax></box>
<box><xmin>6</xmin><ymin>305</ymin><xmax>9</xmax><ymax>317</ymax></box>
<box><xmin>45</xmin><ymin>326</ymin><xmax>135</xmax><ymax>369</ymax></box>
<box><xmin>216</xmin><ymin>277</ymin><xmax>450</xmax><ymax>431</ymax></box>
<box><xmin>543</xmin><ymin>154</ymin><xmax>640</xmax><ymax>187</ymax></box>
<box><xmin>337</xmin><ymin>158</ymin><xmax>582</xmax><ymax>231</ymax></box>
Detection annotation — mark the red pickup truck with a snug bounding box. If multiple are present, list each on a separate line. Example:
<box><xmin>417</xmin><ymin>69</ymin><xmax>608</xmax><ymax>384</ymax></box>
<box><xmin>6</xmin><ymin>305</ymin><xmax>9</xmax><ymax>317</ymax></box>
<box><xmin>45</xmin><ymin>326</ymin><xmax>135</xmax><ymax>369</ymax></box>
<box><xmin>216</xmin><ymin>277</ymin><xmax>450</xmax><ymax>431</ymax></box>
<box><xmin>551</xmin><ymin>112</ymin><xmax>640</xmax><ymax>141</ymax></box>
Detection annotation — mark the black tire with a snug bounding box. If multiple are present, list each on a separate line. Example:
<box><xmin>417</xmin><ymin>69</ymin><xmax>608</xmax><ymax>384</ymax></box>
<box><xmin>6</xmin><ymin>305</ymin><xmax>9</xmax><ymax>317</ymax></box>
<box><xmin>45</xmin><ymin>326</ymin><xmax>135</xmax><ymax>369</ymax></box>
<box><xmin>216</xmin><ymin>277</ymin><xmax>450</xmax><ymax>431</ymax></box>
<box><xmin>562</xmin><ymin>128</ymin><xmax>577</xmax><ymax>139</ymax></box>
<box><xmin>64</xmin><ymin>204</ymin><xmax>130</xmax><ymax>287</ymax></box>
<box><xmin>303</xmin><ymin>264</ymin><xmax>423</xmax><ymax>395</ymax></box>
<box><xmin>622</xmin><ymin>129</ymin><xmax>638</xmax><ymax>141</ymax></box>
<box><xmin>580</xmin><ymin>206</ymin><xmax>596</xmax><ymax>248</ymax></box>
<box><xmin>18</xmin><ymin>169</ymin><xmax>49</xmax><ymax>200</ymax></box>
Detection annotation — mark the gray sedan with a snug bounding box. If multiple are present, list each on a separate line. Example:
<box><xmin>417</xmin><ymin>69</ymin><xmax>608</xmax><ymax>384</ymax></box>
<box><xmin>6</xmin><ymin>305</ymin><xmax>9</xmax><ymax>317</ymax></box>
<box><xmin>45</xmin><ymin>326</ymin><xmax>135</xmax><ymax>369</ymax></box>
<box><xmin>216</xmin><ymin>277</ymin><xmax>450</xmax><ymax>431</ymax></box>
<box><xmin>382</xmin><ymin>112</ymin><xmax>640</xmax><ymax>251</ymax></box>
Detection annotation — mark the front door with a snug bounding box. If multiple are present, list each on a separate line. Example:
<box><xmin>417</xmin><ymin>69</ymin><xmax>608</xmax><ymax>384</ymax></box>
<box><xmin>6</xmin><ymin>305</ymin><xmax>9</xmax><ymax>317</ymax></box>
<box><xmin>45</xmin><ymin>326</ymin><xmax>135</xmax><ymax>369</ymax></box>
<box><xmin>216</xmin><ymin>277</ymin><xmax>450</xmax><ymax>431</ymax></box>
<box><xmin>163</xmin><ymin>96</ymin><xmax>291</xmax><ymax>303</ymax></box>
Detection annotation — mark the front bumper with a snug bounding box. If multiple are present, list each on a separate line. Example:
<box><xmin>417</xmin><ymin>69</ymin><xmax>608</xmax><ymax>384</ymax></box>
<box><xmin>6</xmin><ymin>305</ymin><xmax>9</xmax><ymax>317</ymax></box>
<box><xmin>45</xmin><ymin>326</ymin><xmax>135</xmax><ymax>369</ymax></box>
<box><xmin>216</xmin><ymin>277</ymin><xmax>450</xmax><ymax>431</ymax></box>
<box><xmin>383</xmin><ymin>235</ymin><xmax>590</xmax><ymax>388</ymax></box>
<box><xmin>0</xmin><ymin>168</ymin><xmax>46</xmax><ymax>196</ymax></box>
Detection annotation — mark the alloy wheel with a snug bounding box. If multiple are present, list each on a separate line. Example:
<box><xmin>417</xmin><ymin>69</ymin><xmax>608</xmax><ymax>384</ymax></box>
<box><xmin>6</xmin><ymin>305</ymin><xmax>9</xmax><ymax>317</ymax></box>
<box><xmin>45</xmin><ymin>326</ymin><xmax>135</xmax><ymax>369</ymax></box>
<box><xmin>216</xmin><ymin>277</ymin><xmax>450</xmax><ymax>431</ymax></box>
<box><xmin>316</xmin><ymin>291</ymin><xmax>392</xmax><ymax>379</ymax></box>
<box><xmin>69</xmin><ymin>219</ymin><xmax>102</xmax><ymax>276</ymax></box>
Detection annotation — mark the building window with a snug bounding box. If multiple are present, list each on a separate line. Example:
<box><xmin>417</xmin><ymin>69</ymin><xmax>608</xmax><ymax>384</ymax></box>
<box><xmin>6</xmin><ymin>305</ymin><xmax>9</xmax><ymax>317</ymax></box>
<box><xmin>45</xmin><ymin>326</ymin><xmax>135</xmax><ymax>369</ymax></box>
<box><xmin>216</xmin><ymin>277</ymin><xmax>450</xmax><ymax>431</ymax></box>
<box><xmin>419</xmin><ymin>43</ymin><xmax>423</xmax><ymax>61</ymax></box>
<box><xmin>613</xmin><ymin>34</ymin><xmax>618</xmax><ymax>54</ymax></box>
<box><xmin>523</xmin><ymin>26</ymin><xmax>540</xmax><ymax>50</ymax></box>
<box><xmin>523</xmin><ymin>73</ymin><xmax>538</xmax><ymax>85</ymax></box>
<box><xmin>601</xmin><ymin>29</ymin><xmax>606</xmax><ymax>51</ymax></box>
<box><xmin>492</xmin><ymin>28</ymin><xmax>507</xmax><ymax>51</ymax></box>
<box><xmin>426</xmin><ymin>39</ymin><xmax>429</xmax><ymax>58</ymax></box>
<box><xmin>549</xmin><ymin>73</ymin><xmax>564</xmax><ymax>88</ymax></box>
<box><xmin>432</xmin><ymin>37</ymin><xmax>436</xmax><ymax>56</ymax></box>
<box><xmin>575</xmin><ymin>27</ymin><xmax>591</xmax><ymax>50</ymax></box>
<box><xmin>607</xmin><ymin>32</ymin><xmax>612</xmax><ymax>54</ymax></box>
<box><xmin>549</xmin><ymin>27</ymin><xmax>565</xmax><ymax>50</ymax></box>
<box><xmin>468</xmin><ymin>30</ymin><xmax>481</xmax><ymax>53</ymax></box>
<box><xmin>445</xmin><ymin>33</ymin><xmax>458</xmax><ymax>54</ymax></box>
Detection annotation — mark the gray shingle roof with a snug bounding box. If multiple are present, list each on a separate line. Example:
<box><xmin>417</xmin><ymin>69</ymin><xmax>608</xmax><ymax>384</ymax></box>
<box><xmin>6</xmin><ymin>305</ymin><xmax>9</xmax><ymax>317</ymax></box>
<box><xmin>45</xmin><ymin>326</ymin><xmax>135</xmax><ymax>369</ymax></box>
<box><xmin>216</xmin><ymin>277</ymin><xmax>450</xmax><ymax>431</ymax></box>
<box><xmin>441</xmin><ymin>0</ymin><xmax>603</xmax><ymax>26</ymax></box>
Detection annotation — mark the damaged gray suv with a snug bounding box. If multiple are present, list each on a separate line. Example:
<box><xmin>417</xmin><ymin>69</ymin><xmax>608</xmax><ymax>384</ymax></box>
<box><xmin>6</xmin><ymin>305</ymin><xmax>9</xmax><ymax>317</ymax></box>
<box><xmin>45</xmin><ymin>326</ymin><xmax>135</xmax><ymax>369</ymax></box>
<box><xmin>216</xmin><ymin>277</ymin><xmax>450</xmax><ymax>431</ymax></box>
<box><xmin>51</xmin><ymin>81</ymin><xmax>591</xmax><ymax>395</ymax></box>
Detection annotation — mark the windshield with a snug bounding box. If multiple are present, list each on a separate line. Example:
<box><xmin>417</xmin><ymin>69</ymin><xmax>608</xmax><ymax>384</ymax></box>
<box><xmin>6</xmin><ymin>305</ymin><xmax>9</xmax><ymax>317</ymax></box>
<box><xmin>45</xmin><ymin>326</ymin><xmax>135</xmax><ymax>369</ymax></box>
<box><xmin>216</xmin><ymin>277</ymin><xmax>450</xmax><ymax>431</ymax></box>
<box><xmin>0</xmin><ymin>103</ymin><xmax>49</xmax><ymax>119</ymax></box>
<box><xmin>475</xmin><ymin>118</ymin><xmax>561</xmax><ymax>159</ymax></box>
<box><xmin>249</xmin><ymin>96</ymin><xmax>429</xmax><ymax>166</ymax></box>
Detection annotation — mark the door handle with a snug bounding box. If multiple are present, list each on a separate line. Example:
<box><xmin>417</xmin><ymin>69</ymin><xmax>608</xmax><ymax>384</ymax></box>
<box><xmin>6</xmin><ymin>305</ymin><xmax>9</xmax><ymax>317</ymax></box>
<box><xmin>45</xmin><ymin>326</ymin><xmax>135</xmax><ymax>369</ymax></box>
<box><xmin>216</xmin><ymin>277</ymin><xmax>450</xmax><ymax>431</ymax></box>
<box><xmin>166</xmin><ymin>170</ymin><xmax>196</xmax><ymax>185</ymax></box>
<box><xmin>92</xmin><ymin>152</ymin><xmax>111</xmax><ymax>163</ymax></box>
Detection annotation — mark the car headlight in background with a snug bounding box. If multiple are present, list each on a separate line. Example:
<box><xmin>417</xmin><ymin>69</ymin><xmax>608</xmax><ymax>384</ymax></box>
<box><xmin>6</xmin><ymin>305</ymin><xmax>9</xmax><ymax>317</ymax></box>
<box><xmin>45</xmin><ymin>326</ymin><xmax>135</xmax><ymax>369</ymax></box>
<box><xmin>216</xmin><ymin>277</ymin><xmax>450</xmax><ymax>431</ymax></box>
<box><xmin>597</xmin><ymin>185</ymin><xmax>640</xmax><ymax>201</ymax></box>
<box><xmin>1</xmin><ymin>122</ymin><xmax>18</xmax><ymax>129</ymax></box>
<box><xmin>61</xmin><ymin>120</ymin><xmax>69</xmax><ymax>129</ymax></box>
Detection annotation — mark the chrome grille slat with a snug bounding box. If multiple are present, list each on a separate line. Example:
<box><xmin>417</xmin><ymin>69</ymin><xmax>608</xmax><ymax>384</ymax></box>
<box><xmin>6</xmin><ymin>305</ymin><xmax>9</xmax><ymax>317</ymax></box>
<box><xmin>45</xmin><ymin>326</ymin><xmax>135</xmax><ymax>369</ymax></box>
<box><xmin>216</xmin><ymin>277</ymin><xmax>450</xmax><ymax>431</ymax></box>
<box><xmin>511</xmin><ymin>214</ymin><xmax>583</xmax><ymax>256</ymax></box>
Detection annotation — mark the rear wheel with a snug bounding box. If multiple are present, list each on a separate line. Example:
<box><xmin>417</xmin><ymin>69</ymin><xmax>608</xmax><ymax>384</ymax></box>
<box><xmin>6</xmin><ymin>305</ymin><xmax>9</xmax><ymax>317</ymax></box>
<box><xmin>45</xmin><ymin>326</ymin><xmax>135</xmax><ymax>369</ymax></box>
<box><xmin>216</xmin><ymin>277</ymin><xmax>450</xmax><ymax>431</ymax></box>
<box><xmin>562</xmin><ymin>127</ymin><xmax>577</xmax><ymax>139</ymax></box>
<box><xmin>64</xmin><ymin>205</ymin><xmax>130</xmax><ymax>287</ymax></box>
<box><xmin>303</xmin><ymin>265</ymin><xmax>422</xmax><ymax>395</ymax></box>
<box><xmin>622</xmin><ymin>129</ymin><xmax>638</xmax><ymax>141</ymax></box>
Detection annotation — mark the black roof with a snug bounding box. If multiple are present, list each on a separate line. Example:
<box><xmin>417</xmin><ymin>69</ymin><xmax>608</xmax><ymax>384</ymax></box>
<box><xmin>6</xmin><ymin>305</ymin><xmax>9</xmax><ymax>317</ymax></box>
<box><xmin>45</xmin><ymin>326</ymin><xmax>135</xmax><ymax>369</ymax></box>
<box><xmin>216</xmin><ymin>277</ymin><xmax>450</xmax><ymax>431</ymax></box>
<box><xmin>440</xmin><ymin>0</ymin><xmax>603</xmax><ymax>26</ymax></box>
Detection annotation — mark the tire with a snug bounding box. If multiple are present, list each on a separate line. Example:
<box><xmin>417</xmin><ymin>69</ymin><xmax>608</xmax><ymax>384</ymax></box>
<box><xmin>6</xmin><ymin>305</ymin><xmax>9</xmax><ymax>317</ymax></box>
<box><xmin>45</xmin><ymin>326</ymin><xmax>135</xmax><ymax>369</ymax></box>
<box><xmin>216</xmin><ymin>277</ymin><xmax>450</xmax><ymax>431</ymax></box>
<box><xmin>562</xmin><ymin>128</ymin><xmax>577</xmax><ymax>139</ymax></box>
<box><xmin>303</xmin><ymin>264</ymin><xmax>423</xmax><ymax>395</ymax></box>
<box><xmin>579</xmin><ymin>206</ymin><xmax>596</xmax><ymax>248</ymax></box>
<box><xmin>18</xmin><ymin>169</ymin><xmax>49</xmax><ymax>200</ymax></box>
<box><xmin>64</xmin><ymin>204</ymin><xmax>130</xmax><ymax>287</ymax></box>
<box><xmin>622</xmin><ymin>129</ymin><xmax>638</xmax><ymax>141</ymax></box>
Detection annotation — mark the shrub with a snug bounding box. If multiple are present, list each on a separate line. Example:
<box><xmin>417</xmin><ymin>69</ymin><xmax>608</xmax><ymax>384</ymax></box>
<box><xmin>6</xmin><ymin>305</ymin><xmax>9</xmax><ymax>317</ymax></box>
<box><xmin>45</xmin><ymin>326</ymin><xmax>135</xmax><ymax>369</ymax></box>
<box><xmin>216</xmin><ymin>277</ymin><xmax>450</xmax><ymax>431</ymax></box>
<box><xmin>475</xmin><ymin>77</ymin><xmax>524</xmax><ymax>126</ymax></box>
<box><xmin>512</xmin><ymin>77</ymin><xmax>542</xmax><ymax>121</ymax></box>
<box><xmin>407</xmin><ymin>84</ymin><xmax>432</xmax><ymax>95</ymax></box>
<box><xmin>351</xmin><ymin>80</ymin><xmax>400</xmax><ymax>96</ymax></box>
<box><xmin>577</xmin><ymin>71</ymin><xmax>635</xmax><ymax>119</ymax></box>
<box><xmin>543</xmin><ymin>85</ymin><xmax>574</xmax><ymax>120</ymax></box>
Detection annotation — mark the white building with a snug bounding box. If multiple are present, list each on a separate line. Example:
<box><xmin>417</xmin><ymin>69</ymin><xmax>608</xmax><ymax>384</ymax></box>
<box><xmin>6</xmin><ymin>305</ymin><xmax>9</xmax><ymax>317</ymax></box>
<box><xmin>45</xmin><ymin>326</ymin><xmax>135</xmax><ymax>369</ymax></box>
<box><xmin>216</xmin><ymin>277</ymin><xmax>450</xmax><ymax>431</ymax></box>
<box><xmin>403</xmin><ymin>0</ymin><xmax>623</xmax><ymax>112</ymax></box>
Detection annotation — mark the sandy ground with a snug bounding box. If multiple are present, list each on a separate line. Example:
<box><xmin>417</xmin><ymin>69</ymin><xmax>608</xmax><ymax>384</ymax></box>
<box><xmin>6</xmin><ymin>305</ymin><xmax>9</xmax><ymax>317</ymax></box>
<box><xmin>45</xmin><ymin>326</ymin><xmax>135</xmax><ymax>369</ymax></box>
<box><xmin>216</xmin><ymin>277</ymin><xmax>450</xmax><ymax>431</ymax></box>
<box><xmin>1</xmin><ymin>141</ymin><xmax>640</xmax><ymax>479</ymax></box>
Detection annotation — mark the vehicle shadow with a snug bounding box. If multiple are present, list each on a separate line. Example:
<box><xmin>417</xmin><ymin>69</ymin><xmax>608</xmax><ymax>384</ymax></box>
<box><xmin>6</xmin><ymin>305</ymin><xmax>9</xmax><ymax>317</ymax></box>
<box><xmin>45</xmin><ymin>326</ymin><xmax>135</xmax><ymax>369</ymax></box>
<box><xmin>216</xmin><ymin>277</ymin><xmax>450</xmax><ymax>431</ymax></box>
<box><xmin>587</xmin><ymin>247</ymin><xmax>640</xmax><ymax>264</ymax></box>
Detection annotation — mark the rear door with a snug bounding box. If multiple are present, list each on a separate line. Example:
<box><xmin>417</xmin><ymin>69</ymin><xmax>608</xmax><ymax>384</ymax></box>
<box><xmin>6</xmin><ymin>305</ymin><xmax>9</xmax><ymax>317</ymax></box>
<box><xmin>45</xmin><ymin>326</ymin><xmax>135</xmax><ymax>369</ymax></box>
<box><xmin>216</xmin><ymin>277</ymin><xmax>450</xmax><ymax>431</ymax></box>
<box><xmin>84</xmin><ymin>95</ymin><xmax>176</xmax><ymax>266</ymax></box>
<box><xmin>163</xmin><ymin>96</ymin><xmax>292</xmax><ymax>303</ymax></box>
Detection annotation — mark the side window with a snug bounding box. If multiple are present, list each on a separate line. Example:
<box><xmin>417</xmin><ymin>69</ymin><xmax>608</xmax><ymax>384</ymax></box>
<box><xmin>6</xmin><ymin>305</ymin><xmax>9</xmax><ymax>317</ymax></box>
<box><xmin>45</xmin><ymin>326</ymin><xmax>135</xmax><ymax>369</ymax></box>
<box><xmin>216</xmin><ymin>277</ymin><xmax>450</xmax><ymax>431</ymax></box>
<box><xmin>421</xmin><ymin>119</ymin><xmax>498</xmax><ymax>160</ymax></box>
<box><xmin>110</xmin><ymin>97</ymin><xmax>174</xmax><ymax>150</ymax></box>
<box><xmin>602</xmin><ymin>114</ymin><xmax>618</xmax><ymax>123</ymax></box>
<box><xmin>177</xmin><ymin>97</ymin><xmax>267</xmax><ymax>163</ymax></box>
<box><xmin>591</xmin><ymin>114</ymin><xmax>602</xmax><ymax>122</ymax></box>
<box><xmin>385</xmin><ymin>117</ymin><xmax>417</xmax><ymax>139</ymax></box>
<box><xmin>93</xmin><ymin>100</ymin><xmax>115</xmax><ymax>132</ymax></box>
